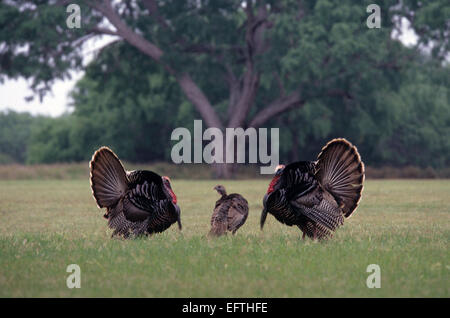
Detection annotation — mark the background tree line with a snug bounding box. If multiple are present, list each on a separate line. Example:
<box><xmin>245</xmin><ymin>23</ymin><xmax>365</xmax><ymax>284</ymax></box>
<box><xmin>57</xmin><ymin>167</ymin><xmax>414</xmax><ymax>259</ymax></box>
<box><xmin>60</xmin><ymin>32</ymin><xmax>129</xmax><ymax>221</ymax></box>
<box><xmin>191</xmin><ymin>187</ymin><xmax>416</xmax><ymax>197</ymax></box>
<box><xmin>1</xmin><ymin>52</ymin><xmax>448</xmax><ymax>169</ymax></box>
<box><xmin>0</xmin><ymin>0</ymin><xmax>448</xmax><ymax>174</ymax></box>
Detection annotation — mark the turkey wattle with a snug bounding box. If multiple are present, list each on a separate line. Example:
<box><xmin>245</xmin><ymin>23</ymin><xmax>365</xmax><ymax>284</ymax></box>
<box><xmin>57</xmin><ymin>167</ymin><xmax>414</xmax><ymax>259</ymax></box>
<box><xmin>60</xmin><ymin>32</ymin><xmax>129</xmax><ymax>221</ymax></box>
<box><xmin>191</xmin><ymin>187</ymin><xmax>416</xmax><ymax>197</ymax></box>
<box><xmin>209</xmin><ymin>185</ymin><xmax>249</xmax><ymax>237</ymax></box>
<box><xmin>89</xmin><ymin>147</ymin><xmax>182</xmax><ymax>237</ymax></box>
<box><xmin>261</xmin><ymin>138</ymin><xmax>364</xmax><ymax>240</ymax></box>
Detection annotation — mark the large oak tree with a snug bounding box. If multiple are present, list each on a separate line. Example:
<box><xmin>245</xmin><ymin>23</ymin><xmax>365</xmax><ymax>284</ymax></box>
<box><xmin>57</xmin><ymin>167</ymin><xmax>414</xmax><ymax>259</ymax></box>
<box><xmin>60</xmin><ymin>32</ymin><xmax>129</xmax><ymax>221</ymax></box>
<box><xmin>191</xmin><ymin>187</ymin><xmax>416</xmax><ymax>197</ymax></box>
<box><xmin>1</xmin><ymin>0</ymin><xmax>448</xmax><ymax>176</ymax></box>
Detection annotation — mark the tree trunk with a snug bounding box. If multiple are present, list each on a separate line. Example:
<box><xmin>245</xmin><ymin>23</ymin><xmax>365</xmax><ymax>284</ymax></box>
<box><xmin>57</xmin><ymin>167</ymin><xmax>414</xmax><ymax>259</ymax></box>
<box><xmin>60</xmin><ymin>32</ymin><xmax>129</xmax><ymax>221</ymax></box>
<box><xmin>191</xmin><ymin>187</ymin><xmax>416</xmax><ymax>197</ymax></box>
<box><xmin>214</xmin><ymin>163</ymin><xmax>233</xmax><ymax>179</ymax></box>
<box><xmin>213</xmin><ymin>135</ymin><xmax>234</xmax><ymax>178</ymax></box>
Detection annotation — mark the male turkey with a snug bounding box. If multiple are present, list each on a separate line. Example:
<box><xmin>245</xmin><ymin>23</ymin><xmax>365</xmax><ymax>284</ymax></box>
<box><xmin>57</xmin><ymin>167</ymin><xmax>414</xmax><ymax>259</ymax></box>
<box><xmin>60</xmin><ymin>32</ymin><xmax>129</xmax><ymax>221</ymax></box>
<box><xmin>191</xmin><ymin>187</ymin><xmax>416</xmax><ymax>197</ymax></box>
<box><xmin>260</xmin><ymin>138</ymin><xmax>364</xmax><ymax>240</ymax></box>
<box><xmin>209</xmin><ymin>185</ymin><xmax>249</xmax><ymax>236</ymax></box>
<box><xmin>89</xmin><ymin>147</ymin><xmax>182</xmax><ymax>238</ymax></box>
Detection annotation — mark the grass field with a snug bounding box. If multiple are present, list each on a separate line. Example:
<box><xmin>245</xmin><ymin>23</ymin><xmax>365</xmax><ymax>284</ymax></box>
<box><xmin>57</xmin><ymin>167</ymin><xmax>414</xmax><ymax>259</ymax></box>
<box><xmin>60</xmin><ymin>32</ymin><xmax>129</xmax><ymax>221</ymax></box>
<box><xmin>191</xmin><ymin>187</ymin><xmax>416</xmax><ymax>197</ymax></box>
<box><xmin>0</xmin><ymin>178</ymin><xmax>448</xmax><ymax>297</ymax></box>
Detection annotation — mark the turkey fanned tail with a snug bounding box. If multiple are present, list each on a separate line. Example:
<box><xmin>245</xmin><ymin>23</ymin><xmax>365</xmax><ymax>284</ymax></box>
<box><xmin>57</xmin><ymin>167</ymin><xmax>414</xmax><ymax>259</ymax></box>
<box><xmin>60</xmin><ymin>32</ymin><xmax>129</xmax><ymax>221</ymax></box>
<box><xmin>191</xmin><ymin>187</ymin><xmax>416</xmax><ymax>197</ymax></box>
<box><xmin>89</xmin><ymin>147</ymin><xmax>128</xmax><ymax>209</ymax></box>
<box><xmin>315</xmin><ymin>138</ymin><xmax>365</xmax><ymax>217</ymax></box>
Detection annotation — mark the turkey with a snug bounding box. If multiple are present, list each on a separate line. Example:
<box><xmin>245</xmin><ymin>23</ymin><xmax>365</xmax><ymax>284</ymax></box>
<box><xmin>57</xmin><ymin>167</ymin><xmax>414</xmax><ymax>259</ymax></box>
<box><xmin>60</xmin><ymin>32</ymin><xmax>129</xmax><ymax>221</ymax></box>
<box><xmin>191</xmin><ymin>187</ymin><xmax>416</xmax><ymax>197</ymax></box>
<box><xmin>260</xmin><ymin>138</ymin><xmax>364</xmax><ymax>240</ymax></box>
<box><xmin>89</xmin><ymin>146</ymin><xmax>182</xmax><ymax>238</ymax></box>
<box><xmin>209</xmin><ymin>185</ymin><xmax>249</xmax><ymax>237</ymax></box>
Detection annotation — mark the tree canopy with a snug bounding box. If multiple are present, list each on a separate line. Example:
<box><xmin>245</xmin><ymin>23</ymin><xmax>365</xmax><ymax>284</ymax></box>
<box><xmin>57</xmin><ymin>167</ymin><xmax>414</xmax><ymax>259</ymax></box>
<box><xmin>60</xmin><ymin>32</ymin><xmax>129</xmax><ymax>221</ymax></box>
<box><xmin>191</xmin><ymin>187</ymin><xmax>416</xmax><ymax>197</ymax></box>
<box><xmin>0</xmin><ymin>0</ymin><xmax>449</xmax><ymax>174</ymax></box>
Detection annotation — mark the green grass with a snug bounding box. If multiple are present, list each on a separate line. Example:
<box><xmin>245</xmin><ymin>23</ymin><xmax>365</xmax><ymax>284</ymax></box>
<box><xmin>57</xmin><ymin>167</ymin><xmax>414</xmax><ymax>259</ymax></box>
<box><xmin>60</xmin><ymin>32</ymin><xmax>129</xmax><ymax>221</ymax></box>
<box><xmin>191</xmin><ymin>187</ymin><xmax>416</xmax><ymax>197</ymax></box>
<box><xmin>0</xmin><ymin>179</ymin><xmax>449</xmax><ymax>297</ymax></box>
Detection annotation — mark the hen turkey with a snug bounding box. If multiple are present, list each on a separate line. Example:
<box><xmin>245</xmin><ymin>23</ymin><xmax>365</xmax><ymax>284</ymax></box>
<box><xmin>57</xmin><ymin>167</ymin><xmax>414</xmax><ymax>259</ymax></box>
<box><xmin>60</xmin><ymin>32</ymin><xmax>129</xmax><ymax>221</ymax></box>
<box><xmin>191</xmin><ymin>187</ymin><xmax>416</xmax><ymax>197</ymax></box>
<box><xmin>260</xmin><ymin>138</ymin><xmax>364</xmax><ymax>240</ymax></box>
<box><xmin>89</xmin><ymin>147</ymin><xmax>182</xmax><ymax>238</ymax></box>
<box><xmin>209</xmin><ymin>185</ymin><xmax>249</xmax><ymax>236</ymax></box>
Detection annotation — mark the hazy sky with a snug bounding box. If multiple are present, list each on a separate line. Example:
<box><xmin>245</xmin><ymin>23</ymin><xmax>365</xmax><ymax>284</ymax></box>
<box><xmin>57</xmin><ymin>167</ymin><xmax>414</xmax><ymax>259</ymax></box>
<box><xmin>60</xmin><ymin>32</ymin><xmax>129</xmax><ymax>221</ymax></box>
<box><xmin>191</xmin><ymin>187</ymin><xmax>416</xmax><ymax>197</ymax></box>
<box><xmin>0</xmin><ymin>18</ymin><xmax>418</xmax><ymax>117</ymax></box>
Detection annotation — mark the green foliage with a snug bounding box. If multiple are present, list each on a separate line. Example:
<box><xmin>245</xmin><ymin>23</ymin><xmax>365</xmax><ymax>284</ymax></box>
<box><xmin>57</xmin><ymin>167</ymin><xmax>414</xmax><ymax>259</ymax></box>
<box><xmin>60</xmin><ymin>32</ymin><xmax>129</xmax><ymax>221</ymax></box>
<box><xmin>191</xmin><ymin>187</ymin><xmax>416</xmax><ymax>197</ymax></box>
<box><xmin>0</xmin><ymin>1</ymin><xmax>448</xmax><ymax>168</ymax></box>
<box><xmin>0</xmin><ymin>1</ymin><xmax>93</xmax><ymax>98</ymax></box>
<box><xmin>401</xmin><ymin>0</ymin><xmax>450</xmax><ymax>60</ymax></box>
<box><xmin>0</xmin><ymin>110</ymin><xmax>45</xmax><ymax>163</ymax></box>
<box><xmin>26</xmin><ymin>115</ymin><xmax>78</xmax><ymax>163</ymax></box>
<box><xmin>377</xmin><ymin>62</ymin><xmax>450</xmax><ymax>167</ymax></box>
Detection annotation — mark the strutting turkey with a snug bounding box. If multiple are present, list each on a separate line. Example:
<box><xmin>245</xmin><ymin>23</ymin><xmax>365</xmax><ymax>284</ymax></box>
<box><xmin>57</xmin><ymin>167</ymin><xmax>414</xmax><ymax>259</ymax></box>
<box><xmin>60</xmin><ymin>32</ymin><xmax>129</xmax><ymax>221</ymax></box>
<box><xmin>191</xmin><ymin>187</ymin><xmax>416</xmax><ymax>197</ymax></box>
<box><xmin>209</xmin><ymin>185</ymin><xmax>249</xmax><ymax>236</ymax></box>
<box><xmin>89</xmin><ymin>147</ymin><xmax>182</xmax><ymax>238</ymax></box>
<box><xmin>260</xmin><ymin>138</ymin><xmax>364</xmax><ymax>240</ymax></box>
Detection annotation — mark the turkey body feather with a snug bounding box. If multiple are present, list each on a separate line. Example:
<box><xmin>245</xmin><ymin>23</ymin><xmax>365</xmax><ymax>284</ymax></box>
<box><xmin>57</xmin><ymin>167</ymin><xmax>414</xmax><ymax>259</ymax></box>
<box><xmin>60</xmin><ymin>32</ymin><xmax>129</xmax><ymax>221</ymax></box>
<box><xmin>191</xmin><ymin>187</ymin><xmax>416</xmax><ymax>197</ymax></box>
<box><xmin>209</xmin><ymin>185</ymin><xmax>249</xmax><ymax>236</ymax></box>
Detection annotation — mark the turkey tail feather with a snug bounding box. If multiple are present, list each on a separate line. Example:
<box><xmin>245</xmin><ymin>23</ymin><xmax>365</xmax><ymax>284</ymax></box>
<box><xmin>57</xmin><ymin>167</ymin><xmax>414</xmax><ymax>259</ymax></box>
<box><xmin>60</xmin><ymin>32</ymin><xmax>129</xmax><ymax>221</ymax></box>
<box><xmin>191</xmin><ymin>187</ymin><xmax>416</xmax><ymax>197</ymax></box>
<box><xmin>209</xmin><ymin>202</ymin><xmax>230</xmax><ymax>237</ymax></box>
<box><xmin>316</xmin><ymin>138</ymin><xmax>364</xmax><ymax>217</ymax></box>
<box><xmin>209</xmin><ymin>221</ymin><xmax>228</xmax><ymax>237</ymax></box>
<box><xmin>89</xmin><ymin>147</ymin><xmax>128</xmax><ymax>208</ymax></box>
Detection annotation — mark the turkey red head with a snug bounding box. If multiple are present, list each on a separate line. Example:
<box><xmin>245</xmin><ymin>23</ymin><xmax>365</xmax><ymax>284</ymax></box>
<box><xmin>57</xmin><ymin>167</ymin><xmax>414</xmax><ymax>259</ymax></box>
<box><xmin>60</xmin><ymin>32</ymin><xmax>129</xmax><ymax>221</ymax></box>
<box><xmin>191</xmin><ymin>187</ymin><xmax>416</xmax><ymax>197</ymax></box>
<box><xmin>162</xmin><ymin>176</ymin><xmax>181</xmax><ymax>230</ymax></box>
<box><xmin>261</xmin><ymin>164</ymin><xmax>285</xmax><ymax>229</ymax></box>
<box><xmin>162</xmin><ymin>176</ymin><xmax>177</xmax><ymax>204</ymax></box>
<box><xmin>266</xmin><ymin>164</ymin><xmax>285</xmax><ymax>194</ymax></box>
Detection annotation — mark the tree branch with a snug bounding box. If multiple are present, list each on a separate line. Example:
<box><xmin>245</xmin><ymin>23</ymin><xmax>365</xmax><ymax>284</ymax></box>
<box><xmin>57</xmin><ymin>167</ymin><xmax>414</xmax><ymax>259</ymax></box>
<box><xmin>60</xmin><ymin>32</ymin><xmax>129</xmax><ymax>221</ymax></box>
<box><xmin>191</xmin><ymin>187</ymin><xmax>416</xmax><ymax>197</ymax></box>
<box><xmin>249</xmin><ymin>91</ymin><xmax>305</xmax><ymax>128</ymax></box>
<box><xmin>225</xmin><ymin>64</ymin><xmax>240</xmax><ymax>119</ymax></box>
<box><xmin>177</xmin><ymin>73</ymin><xmax>223</xmax><ymax>129</ymax></box>
<box><xmin>227</xmin><ymin>4</ymin><xmax>270</xmax><ymax>128</ymax></box>
<box><xmin>90</xmin><ymin>26</ymin><xmax>119</xmax><ymax>36</ymax></box>
<box><xmin>87</xmin><ymin>0</ymin><xmax>223</xmax><ymax>129</ymax></box>
<box><xmin>89</xmin><ymin>0</ymin><xmax>163</xmax><ymax>61</ymax></box>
